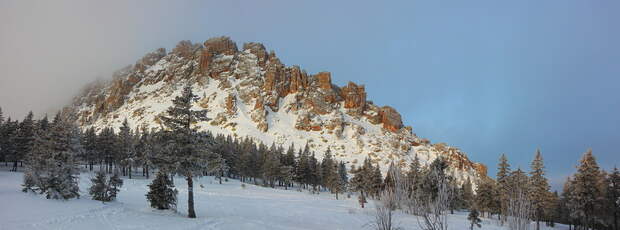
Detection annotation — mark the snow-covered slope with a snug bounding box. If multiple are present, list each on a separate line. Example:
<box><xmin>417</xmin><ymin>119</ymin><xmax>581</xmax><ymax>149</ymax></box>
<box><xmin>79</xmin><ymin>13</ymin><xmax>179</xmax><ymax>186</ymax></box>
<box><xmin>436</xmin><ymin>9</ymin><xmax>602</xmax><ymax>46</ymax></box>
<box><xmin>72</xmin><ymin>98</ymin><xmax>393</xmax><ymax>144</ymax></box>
<box><xmin>71</xmin><ymin>37</ymin><xmax>487</xmax><ymax>185</ymax></box>
<box><xmin>0</xmin><ymin>171</ymin><xmax>568</xmax><ymax>230</ymax></box>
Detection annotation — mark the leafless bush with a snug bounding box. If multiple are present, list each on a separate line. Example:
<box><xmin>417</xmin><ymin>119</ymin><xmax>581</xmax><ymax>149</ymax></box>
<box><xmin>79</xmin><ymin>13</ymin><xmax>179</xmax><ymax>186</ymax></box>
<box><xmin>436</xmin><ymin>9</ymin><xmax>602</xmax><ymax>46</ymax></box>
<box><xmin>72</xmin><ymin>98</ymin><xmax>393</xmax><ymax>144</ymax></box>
<box><xmin>412</xmin><ymin>170</ymin><xmax>451</xmax><ymax>230</ymax></box>
<box><xmin>507</xmin><ymin>185</ymin><xmax>532</xmax><ymax>230</ymax></box>
<box><xmin>369</xmin><ymin>190</ymin><xmax>400</xmax><ymax>230</ymax></box>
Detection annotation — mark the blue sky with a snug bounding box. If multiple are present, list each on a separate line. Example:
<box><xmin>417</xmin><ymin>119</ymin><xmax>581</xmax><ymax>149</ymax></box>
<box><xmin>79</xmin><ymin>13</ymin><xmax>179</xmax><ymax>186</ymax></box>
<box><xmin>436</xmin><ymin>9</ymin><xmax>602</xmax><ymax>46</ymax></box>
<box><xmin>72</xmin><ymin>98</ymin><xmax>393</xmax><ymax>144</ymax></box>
<box><xmin>2</xmin><ymin>0</ymin><xmax>618</xmax><ymax>190</ymax></box>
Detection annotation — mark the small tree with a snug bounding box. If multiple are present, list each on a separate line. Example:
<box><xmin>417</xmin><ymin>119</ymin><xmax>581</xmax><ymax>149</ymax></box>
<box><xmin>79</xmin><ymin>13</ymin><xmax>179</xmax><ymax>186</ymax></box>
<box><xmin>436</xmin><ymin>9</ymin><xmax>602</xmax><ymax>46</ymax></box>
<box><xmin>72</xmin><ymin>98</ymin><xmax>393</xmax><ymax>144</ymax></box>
<box><xmin>89</xmin><ymin>171</ymin><xmax>110</xmax><ymax>202</ymax></box>
<box><xmin>108</xmin><ymin>171</ymin><xmax>123</xmax><ymax>199</ymax></box>
<box><xmin>146</xmin><ymin>171</ymin><xmax>178</xmax><ymax>210</ymax></box>
<box><xmin>89</xmin><ymin>170</ymin><xmax>123</xmax><ymax>202</ymax></box>
<box><xmin>468</xmin><ymin>209</ymin><xmax>482</xmax><ymax>230</ymax></box>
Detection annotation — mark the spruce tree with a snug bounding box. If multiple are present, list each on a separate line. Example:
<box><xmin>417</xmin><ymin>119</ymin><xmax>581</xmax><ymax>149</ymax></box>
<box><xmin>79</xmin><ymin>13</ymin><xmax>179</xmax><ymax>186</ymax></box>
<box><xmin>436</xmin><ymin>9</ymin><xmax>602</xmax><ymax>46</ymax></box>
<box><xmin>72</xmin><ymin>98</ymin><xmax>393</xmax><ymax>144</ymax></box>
<box><xmin>320</xmin><ymin>148</ymin><xmax>336</xmax><ymax>191</ymax></box>
<box><xmin>154</xmin><ymin>84</ymin><xmax>210</xmax><ymax>218</ymax></box>
<box><xmin>44</xmin><ymin>112</ymin><xmax>80</xmax><ymax>200</ymax></box>
<box><xmin>108</xmin><ymin>170</ymin><xmax>123</xmax><ymax>199</ymax></box>
<box><xmin>118</xmin><ymin>118</ymin><xmax>135</xmax><ymax>178</ymax></box>
<box><xmin>146</xmin><ymin>171</ymin><xmax>178</xmax><ymax>210</ymax></box>
<box><xmin>475</xmin><ymin>178</ymin><xmax>498</xmax><ymax>217</ymax></box>
<box><xmin>529</xmin><ymin>149</ymin><xmax>550</xmax><ymax>230</ymax></box>
<box><xmin>89</xmin><ymin>170</ymin><xmax>109</xmax><ymax>202</ymax></box>
<box><xmin>607</xmin><ymin>167</ymin><xmax>620</xmax><ymax>230</ymax></box>
<box><xmin>497</xmin><ymin>154</ymin><xmax>511</xmax><ymax>222</ymax></box>
<box><xmin>14</xmin><ymin>111</ymin><xmax>35</xmax><ymax>171</ymax></box>
<box><xmin>572</xmin><ymin>149</ymin><xmax>604</xmax><ymax>230</ymax></box>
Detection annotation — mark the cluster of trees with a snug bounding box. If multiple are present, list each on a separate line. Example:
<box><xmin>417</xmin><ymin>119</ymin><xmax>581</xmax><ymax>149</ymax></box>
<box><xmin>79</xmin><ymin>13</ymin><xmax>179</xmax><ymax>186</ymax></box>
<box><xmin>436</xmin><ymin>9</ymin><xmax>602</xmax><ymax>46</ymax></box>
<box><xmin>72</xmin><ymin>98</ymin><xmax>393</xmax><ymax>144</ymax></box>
<box><xmin>558</xmin><ymin>150</ymin><xmax>620</xmax><ymax>230</ymax></box>
<box><xmin>470</xmin><ymin>150</ymin><xmax>620</xmax><ymax>230</ymax></box>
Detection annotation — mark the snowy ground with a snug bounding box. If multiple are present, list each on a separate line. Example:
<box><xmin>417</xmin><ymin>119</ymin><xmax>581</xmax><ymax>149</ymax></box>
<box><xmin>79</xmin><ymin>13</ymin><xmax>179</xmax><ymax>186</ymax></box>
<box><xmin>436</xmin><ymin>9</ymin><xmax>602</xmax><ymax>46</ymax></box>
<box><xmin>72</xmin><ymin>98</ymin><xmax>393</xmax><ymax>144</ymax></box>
<box><xmin>0</xmin><ymin>170</ymin><xmax>568</xmax><ymax>230</ymax></box>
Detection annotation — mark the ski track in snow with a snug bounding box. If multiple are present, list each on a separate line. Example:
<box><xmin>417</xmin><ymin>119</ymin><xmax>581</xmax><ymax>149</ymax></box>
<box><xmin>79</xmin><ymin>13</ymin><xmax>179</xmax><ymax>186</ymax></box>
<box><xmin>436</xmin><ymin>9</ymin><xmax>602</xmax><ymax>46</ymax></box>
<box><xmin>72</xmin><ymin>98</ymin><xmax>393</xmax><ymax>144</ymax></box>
<box><xmin>0</xmin><ymin>171</ymin><xmax>569</xmax><ymax>230</ymax></box>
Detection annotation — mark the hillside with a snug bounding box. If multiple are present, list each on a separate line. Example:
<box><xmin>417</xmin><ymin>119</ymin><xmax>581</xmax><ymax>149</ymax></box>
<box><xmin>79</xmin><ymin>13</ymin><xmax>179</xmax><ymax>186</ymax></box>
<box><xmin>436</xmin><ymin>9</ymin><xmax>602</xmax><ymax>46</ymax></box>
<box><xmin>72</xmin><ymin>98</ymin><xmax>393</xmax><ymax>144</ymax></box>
<box><xmin>71</xmin><ymin>36</ymin><xmax>487</xmax><ymax>184</ymax></box>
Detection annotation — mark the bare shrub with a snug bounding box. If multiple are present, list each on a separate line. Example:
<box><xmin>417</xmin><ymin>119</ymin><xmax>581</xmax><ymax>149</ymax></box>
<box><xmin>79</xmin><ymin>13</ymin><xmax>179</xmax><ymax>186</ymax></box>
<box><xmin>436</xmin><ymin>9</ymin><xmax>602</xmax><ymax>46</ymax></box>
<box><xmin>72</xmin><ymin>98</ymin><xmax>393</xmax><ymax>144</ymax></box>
<box><xmin>412</xmin><ymin>169</ymin><xmax>451</xmax><ymax>230</ymax></box>
<box><xmin>507</xmin><ymin>184</ymin><xmax>532</xmax><ymax>230</ymax></box>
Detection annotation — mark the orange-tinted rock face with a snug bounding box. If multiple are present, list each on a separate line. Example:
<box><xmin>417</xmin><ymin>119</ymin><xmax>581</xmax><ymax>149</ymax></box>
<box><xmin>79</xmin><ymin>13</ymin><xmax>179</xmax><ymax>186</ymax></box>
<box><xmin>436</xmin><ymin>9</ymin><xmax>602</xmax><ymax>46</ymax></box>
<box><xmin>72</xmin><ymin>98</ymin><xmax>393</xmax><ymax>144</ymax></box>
<box><xmin>243</xmin><ymin>42</ymin><xmax>268</xmax><ymax>67</ymax></box>
<box><xmin>225</xmin><ymin>94</ymin><xmax>236</xmax><ymax>115</ymax></box>
<box><xmin>341</xmin><ymin>81</ymin><xmax>367</xmax><ymax>110</ymax></box>
<box><xmin>288</xmin><ymin>66</ymin><xmax>307</xmax><ymax>94</ymax></box>
<box><xmin>474</xmin><ymin>163</ymin><xmax>488</xmax><ymax>177</ymax></box>
<box><xmin>200</xmin><ymin>36</ymin><xmax>238</xmax><ymax>72</ymax></box>
<box><xmin>316</xmin><ymin>72</ymin><xmax>332</xmax><ymax>90</ymax></box>
<box><xmin>380</xmin><ymin>106</ymin><xmax>403</xmax><ymax>132</ymax></box>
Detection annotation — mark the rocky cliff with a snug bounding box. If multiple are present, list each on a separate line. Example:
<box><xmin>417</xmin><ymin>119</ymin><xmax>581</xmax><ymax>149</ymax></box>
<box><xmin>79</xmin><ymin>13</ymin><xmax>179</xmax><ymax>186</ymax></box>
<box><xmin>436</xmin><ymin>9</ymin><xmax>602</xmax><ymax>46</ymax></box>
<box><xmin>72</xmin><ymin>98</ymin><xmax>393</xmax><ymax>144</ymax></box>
<box><xmin>72</xmin><ymin>36</ymin><xmax>487</xmax><ymax>185</ymax></box>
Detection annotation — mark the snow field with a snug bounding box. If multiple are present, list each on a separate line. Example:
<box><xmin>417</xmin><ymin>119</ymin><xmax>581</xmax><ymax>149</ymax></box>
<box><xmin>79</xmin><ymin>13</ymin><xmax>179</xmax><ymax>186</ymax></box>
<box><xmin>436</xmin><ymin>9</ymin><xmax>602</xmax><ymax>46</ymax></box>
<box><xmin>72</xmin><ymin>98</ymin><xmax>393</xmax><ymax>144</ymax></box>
<box><xmin>0</xmin><ymin>171</ymin><xmax>568</xmax><ymax>230</ymax></box>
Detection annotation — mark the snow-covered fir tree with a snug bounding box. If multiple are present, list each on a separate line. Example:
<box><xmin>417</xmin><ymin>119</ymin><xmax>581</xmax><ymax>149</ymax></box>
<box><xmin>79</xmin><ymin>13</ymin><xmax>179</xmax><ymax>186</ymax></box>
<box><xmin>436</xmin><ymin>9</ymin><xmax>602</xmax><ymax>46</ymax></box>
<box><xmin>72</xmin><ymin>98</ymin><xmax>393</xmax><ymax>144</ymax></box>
<box><xmin>153</xmin><ymin>84</ymin><xmax>211</xmax><ymax>218</ymax></box>
<box><xmin>528</xmin><ymin>149</ymin><xmax>551</xmax><ymax>230</ymax></box>
<box><xmin>23</xmin><ymin>112</ymin><xmax>81</xmax><ymax>200</ymax></box>
<box><xmin>146</xmin><ymin>171</ymin><xmax>178</xmax><ymax>210</ymax></box>
<box><xmin>88</xmin><ymin>170</ymin><xmax>123</xmax><ymax>202</ymax></box>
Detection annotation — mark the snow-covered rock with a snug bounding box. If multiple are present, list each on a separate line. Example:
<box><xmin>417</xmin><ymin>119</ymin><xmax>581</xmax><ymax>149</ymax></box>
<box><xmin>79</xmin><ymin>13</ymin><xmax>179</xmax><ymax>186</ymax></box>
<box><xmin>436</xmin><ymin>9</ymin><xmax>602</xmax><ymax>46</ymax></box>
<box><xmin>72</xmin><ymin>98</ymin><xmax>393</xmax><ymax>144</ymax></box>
<box><xmin>71</xmin><ymin>37</ymin><xmax>487</xmax><ymax>186</ymax></box>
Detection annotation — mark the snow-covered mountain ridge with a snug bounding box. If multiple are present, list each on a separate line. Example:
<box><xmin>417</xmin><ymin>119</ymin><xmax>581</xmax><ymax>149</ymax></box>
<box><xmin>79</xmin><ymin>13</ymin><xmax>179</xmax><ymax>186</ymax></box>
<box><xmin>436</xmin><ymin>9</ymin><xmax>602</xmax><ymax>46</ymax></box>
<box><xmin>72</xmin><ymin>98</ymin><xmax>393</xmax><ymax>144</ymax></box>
<box><xmin>71</xmin><ymin>36</ymin><xmax>487</xmax><ymax>184</ymax></box>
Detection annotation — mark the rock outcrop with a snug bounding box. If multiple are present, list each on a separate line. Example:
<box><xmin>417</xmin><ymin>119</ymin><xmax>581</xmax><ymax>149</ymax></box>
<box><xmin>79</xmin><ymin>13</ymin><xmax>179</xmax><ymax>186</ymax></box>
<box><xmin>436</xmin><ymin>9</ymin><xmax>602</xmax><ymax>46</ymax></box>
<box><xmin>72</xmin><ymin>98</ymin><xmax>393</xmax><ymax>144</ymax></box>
<box><xmin>71</xmin><ymin>36</ymin><xmax>488</xmax><ymax>185</ymax></box>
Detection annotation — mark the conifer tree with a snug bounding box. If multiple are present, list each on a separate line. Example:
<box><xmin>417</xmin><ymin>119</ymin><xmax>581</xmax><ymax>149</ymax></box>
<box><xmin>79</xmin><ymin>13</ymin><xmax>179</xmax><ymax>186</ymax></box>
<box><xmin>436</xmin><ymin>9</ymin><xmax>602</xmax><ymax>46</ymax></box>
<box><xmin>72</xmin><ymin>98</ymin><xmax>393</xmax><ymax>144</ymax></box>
<box><xmin>89</xmin><ymin>170</ymin><xmax>109</xmax><ymax>202</ymax></box>
<box><xmin>497</xmin><ymin>154</ymin><xmax>511</xmax><ymax>222</ymax></box>
<box><xmin>371</xmin><ymin>164</ymin><xmax>384</xmax><ymax>198</ymax></box>
<box><xmin>475</xmin><ymin>178</ymin><xmax>498</xmax><ymax>218</ymax></box>
<box><xmin>262</xmin><ymin>150</ymin><xmax>281</xmax><ymax>188</ymax></box>
<box><xmin>118</xmin><ymin>118</ymin><xmax>135</xmax><ymax>178</ymax></box>
<box><xmin>108</xmin><ymin>170</ymin><xmax>123</xmax><ymax>199</ymax></box>
<box><xmin>607</xmin><ymin>167</ymin><xmax>620</xmax><ymax>230</ymax></box>
<box><xmin>572</xmin><ymin>149</ymin><xmax>604</xmax><ymax>230</ymax></box>
<box><xmin>146</xmin><ymin>171</ymin><xmax>178</xmax><ymax>210</ymax></box>
<box><xmin>82</xmin><ymin>127</ymin><xmax>98</xmax><ymax>171</ymax></box>
<box><xmin>321</xmin><ymin>148</ymin><xmax>336</xmax><ymax>191</ymax></box>
<box><xmin>154</xmin><ymin>84</ymin><xmax>210</xmax><ymax>218</ymax></box>
<box><xmin>35</xmin><ymin>112</ymin><xmax>80</xmax><ymax>200</ymax></box>
<box><xmin>468</xmin><ymin>209</ymin><xmax>482</xmax><ymax>230</ymax></box>
<box><xmin>14</xmin><ymin>111</ymin><xmax>35</xmax><ymax>171</ymax></box>
<box><xmin>529</xmin><ymin>149</ymin><xmax>551</xmax><ymax>230</ymax></box>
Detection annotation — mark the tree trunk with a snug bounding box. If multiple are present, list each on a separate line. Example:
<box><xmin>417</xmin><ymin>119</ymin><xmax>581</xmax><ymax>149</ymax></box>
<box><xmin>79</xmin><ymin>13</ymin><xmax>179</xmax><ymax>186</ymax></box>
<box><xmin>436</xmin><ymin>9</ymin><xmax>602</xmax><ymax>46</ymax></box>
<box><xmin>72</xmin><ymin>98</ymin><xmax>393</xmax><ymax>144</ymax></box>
<box><xmin>187</xmin><ymin>176</ymin><xmax>196</xmax><ymax>218</ymax></box>
<box><xmin>146</xmin><ymin>165</ymin><xmax>149</xmax><ymax>179</ymax></box>
<box><xmin>536</xmin><ymin>220</ymin><xmax>540</xmax><ymax>230</ymax></box>
<box><xmin>129</xmin><ymin>165</ymin><xmax>132</xmax><ymax>179</ymax></box>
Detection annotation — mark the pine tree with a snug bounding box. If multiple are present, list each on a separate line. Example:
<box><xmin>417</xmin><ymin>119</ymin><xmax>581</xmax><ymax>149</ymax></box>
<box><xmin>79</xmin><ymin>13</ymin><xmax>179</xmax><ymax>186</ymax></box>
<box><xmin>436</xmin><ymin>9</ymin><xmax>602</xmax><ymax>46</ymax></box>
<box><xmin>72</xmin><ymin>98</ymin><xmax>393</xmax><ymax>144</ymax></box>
<box><xmin>14</xmin><ymin>111</ymin><xmax>35</xmax><ymax>171</ymax></box>
<box><xmin>468</xmin><ymin>209</ymin><xmax>482</xmax><ymax>230</ymax></box>
<box><xmin>572</xmin><ymin>149</ymin><xmax>605</xmax><ymax>230</ymax></box>
<box><xmin>497</xmin><ymin>154</ymin><xmax>511</xmax><ymax>222</ymax></box>
<box><xmin>89</xmin><ymin>170</ymin><xmax>109</xmax><ymax>202</ymax></box>
<box><xmin>108</xmin><ymin>170</ymin><xmax>123</xmax><ymax>199</ymax></box>
<box><xmin>2</xmin><ymin>119</ymin><xmax>19</xmax><ymax>169</ymax></box>
<box><xmin>31</xmin><ymin>112</ymin><xmax>81</xmax><ymax>200</ymax></box>
<box><xmin>371</xmin><ymin>164</ymin><xmax>384</xmax><ymax>198</ymax></box>
<box><xmin>320</xmin><ymin>148</ymin><xmax>336</xmax><ymax>191</ymax></box>
<box><xmin>406</xmin><ymin>155</ymin><xmax>421</xmax><ymax>198</ymax></box>
<box><xmin>154</xmin><ymin>84</ymin><xmax>210</xmax><ymax>218</ymax></box>
<box><xmin>529</xmin><ymin>149</ymin><xmax>550</xmax><ymax>230</ymax></box>
<box><xmin>475</xmin><ymin>178</ymin><xmax>499</xmax><ymax>218</ymax></box>
<box><xmin>262</xmin><ymin>150</ymin><xmax>281</xmax><ymax>188</ymax></box>
<box><xmin>118</xmin><ymin>118</ymin><xmax>135</xmax><ymax>178</ymax></box>
<box><xmin>82</xmin><ymin>127</ymin><xmax>98</xmax><ymax>171</ymax></box>
<box><xmin>146</xmin><ymin>171</ymin><xmax>178</xmax><ymax>210</ymax></box>
<box><xmin>606</xmin><ymin>167</ymin><xmax>620</xmax><ymax>230</ymax></box>
<box><xmin>461</xmin><ymin>178</ymin><xmax>474</xmax><ymax>209</ymax></box>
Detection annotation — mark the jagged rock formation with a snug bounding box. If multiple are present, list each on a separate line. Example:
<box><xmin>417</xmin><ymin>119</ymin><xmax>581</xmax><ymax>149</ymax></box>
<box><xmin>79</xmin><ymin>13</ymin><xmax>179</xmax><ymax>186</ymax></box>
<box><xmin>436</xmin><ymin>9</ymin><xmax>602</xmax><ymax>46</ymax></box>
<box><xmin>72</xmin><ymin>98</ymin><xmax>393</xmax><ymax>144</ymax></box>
<box><xmin>71</xmin><ymin>36</ymin><xmax>488</xmax><ymax>185</ymax></box>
